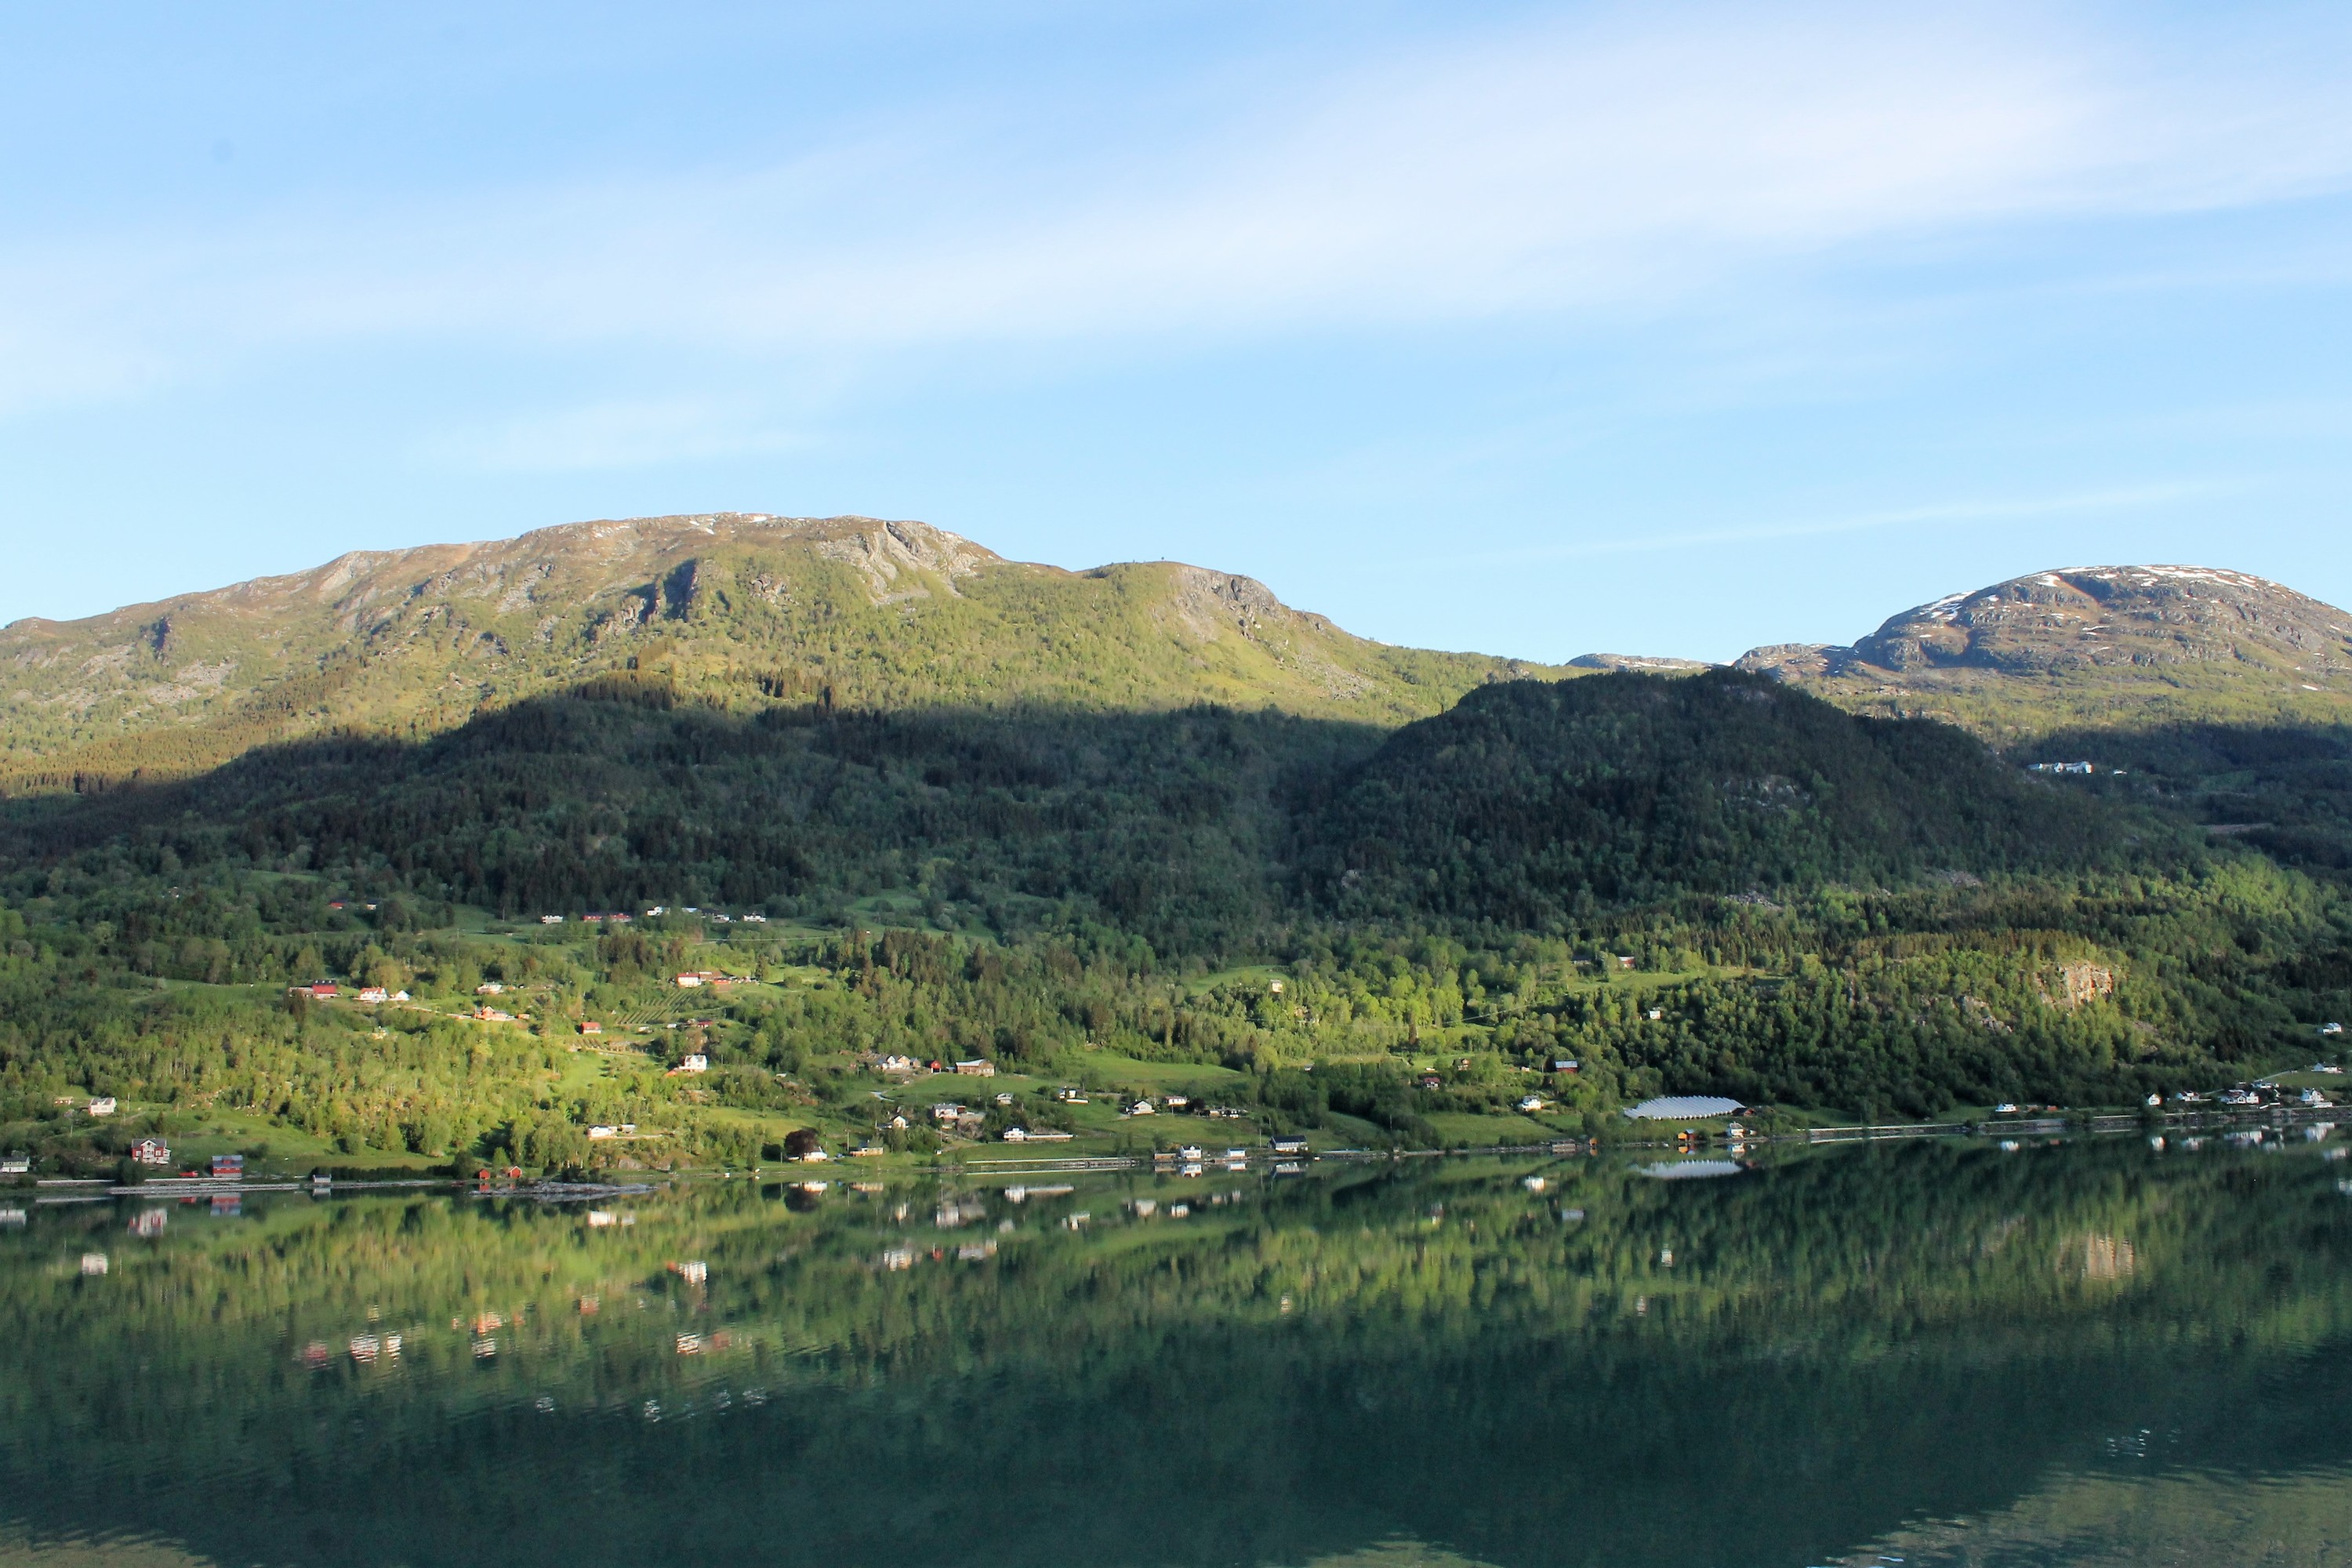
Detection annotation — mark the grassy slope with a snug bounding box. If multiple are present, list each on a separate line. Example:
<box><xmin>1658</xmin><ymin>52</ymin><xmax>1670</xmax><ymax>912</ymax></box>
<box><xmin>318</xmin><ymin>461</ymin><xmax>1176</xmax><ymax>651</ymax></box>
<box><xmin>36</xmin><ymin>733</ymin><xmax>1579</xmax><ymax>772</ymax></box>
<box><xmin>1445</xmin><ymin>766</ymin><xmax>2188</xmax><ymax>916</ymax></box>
<box><xmin>0</xmin><ymin>514</ymin><xmax>1563</xmax><ymax>791</ymax></box>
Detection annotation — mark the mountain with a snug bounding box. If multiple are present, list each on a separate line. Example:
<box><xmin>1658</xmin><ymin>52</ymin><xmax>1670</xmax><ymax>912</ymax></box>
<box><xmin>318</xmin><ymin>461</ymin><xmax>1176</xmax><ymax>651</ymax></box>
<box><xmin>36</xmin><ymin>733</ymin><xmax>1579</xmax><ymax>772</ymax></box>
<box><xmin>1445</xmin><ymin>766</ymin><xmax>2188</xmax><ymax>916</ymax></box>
<box><xmin>0</xmin><ymin>513</ymin><xmax>1559</xmax><ymax>795</ymax></box>
<box><xmin>1733</xmin><ymin>565</ymin><xmax>2352</xmax><ymax>733</ymax></box>
<box><xmin>1722</xmin><ymin>565</ymin><xmax>2352</xmax><ymax>873</ymax></box>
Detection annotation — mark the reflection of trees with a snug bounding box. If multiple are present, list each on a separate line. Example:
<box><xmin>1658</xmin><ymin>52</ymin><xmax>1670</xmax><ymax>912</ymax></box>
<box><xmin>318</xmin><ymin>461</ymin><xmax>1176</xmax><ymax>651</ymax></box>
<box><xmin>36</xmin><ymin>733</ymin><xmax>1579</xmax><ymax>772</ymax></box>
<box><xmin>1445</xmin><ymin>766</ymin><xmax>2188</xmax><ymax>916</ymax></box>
<box><xmin>1</xmin><ymin>1142</ymin><xmax>2348</xmax><ymax>1568</ymax></box>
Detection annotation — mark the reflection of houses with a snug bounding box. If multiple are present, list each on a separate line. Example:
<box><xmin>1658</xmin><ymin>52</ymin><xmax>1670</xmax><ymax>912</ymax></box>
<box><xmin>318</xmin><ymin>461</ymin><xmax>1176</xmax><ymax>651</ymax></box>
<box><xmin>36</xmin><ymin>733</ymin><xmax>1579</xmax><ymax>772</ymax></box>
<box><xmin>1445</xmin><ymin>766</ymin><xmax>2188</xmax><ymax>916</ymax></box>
<box><xmin>211</xmin><ymin>1154</ymin><xmax>245</xmax><ymax>1178</ymax></box>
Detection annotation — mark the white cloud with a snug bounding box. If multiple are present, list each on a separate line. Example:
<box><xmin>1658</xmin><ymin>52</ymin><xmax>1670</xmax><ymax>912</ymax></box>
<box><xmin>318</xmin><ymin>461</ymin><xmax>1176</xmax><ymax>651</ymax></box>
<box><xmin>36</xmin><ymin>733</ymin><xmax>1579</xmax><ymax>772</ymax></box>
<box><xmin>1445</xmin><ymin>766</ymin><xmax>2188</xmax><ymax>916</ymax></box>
<box><xmin>2</xmin><ymin>2</ymin><xmax>2349</xmax><ymax>412</ymax></box>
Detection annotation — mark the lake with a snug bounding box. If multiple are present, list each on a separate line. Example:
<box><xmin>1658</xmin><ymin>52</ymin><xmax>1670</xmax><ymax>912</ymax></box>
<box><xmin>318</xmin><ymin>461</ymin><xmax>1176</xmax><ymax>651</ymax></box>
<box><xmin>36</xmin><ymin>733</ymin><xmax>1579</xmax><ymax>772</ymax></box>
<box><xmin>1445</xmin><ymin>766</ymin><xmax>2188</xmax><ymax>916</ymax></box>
<box><xmin>4</xmin><ymin>1132</ymin><xmax>2350</xmax><ymax>1567</ymax></box>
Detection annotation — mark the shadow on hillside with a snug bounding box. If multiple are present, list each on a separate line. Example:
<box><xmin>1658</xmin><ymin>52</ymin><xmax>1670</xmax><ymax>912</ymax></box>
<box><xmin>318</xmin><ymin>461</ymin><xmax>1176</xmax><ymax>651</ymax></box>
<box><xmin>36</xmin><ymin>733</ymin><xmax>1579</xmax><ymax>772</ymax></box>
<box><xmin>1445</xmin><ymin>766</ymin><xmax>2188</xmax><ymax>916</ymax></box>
<box><xmin>2031</xmin><ymin>717</ymin><xmax>2352</xmax><ymax>873</ymax></box>
<box><xmin>0</xmin><ymin>688</ymin><xmax>1395</xmax><ymax>954</ymax></box>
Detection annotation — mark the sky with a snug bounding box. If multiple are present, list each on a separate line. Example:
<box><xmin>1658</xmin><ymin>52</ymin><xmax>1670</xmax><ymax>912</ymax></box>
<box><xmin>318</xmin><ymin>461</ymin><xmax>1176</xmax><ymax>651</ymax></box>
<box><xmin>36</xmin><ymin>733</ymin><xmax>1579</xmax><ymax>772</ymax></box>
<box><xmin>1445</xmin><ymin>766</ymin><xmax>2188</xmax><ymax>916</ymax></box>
<box><xmin>2</xmin><ymin>0</ymin><xmax>2350</xmax><ymax>663</ymax></box>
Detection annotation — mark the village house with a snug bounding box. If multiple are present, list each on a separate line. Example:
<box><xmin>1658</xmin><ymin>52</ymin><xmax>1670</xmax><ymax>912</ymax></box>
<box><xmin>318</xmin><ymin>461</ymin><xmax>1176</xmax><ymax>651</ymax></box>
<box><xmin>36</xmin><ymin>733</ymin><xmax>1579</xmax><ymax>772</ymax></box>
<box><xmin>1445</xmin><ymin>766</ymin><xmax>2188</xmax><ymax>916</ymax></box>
<box><xmin>1</xmin><ymin>1153</ymin><xmax>30</xmax><ymax>1174</ymax></box>
<box><xmin>1270</xmin><ymin>1135</ymin><xmax>1309</xmax><ymax>1156</ymax></box>
<box><xmin>357</xmin><ymin>986</ymin><xmax>388</xmax><ymax>1004</ymax></box>
<box><xmin>131</xmin><ymin>1138</ymin><xmax>171</xmax><ymax>1166</ymax></box>
<box><xmin>954</xmin><ymin>1059</ymin><xmax>996</xmax><ymax>1077</ymax></box>
<box><xmin>1553</xmin><ymin>1058</ymin><xmax>1579</xmax><ymax>1073</ymax></box>
<box><xmin>588</xmin><ymin>1125</ymin><xmax>619</xmax><ymax>1139</ymax></box>
<box><xmin>931</xmin><ymin>1102</ymin><xmax>965</xmax><ymax>1121</ymax></box>
<box><xmin>476</xmin><ymin>982</ymin><xmax>505</xmax><ymax>995</ymax></box>
<box><xmin>1125</xmin><ymin>1100</ymin><xmax>1156</xmax><ymax>1116</ymax></box>
<box><xmin>541</xmin><ymin>914</ymin><xmax>564</xmax><ymax>924</ymax></box>
<box><xmin>876</xmin><ymin>1054</ymin><xmax>918</xmax><ymax>1076</ymax></box>
<box><xmin>1517</xmin><ymin>1096</ymin><xmax>1548</xmax><ymax>1113</ymax></box>
<box><xmin>291</xmin><ymin>982</ymin><xmax>338</xmax><ymax>1000</ymax></box>
<box><xmin>85</xmin><ymin>1097</ymin><xmax>116</xmax><ymax>1116</ymax></box>
<box><xmin>471</xmin><ymin>1004</ymin><xmax>516</xmax><ymax>1022</ymax></box>
<box><xmin>579</xmin><ymin>1020</ymin><xmax>603</xmax><ymax>1035</ymax></box>
<box><xmin>674</xmin><ymin>1054</ymin><xmax>709</xmax><ymax>1074</ymax></box>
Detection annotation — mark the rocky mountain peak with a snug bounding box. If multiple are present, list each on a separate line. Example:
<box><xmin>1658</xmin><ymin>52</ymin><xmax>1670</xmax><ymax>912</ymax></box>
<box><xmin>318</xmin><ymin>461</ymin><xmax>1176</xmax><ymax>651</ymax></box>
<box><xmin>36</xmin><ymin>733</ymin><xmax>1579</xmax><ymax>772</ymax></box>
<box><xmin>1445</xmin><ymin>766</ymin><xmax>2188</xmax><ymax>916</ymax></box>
<box><xmin>1738</xmin><ymin>565</ymin><xmax>2352</xmax><ymax>682</ymax></box>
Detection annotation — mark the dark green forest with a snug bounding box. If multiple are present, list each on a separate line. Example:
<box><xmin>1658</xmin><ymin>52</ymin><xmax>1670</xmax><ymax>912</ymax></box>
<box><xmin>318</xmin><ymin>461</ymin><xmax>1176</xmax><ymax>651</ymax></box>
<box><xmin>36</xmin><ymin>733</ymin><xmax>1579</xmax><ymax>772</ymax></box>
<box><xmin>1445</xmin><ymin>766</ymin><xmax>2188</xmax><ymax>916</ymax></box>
<box><xmin>3</xmin><ymin>669</ymin><xmax>2350</xmax><ymax>1170</ymax></box>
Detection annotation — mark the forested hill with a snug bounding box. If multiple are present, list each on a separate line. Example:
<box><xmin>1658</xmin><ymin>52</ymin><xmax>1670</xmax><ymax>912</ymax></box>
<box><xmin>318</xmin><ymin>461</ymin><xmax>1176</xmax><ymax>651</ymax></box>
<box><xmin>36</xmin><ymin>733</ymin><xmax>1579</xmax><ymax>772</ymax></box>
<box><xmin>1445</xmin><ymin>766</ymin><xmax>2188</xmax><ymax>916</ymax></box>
<box><xmin>1311</xmin><ymin>670</ymin><xmax>2147</xmax><ymax>925</ymax></box>
<box><xmin>0</xmin><ymin>513</ymin><xmax>1559</xmax><ymax>794</ymax></box>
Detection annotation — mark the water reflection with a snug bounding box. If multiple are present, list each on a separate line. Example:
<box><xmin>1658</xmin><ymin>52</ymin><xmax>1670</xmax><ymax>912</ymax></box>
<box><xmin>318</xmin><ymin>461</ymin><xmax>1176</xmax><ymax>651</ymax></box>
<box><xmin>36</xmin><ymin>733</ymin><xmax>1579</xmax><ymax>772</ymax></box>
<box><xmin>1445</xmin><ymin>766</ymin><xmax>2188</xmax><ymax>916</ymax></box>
<box><xmin>2</xmin><ymin>1135</ymin><xmax>2350</xmax><ymax>1567</ymax></box>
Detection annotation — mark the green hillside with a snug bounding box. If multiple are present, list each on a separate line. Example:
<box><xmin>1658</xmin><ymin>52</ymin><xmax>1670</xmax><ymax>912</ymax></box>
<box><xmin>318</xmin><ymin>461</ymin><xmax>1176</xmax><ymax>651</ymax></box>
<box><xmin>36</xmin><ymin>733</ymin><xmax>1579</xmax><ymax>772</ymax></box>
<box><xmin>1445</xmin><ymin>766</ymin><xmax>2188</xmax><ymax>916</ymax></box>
<box><xmin>0</xmin><ymin>513</ymin><xmax>1559</xmax><ymax>795</ymax></box>
<box><xmin>3</xmin><ymin>539</ymin><xmax>2351</xmax><ymax>1165</ymax></box>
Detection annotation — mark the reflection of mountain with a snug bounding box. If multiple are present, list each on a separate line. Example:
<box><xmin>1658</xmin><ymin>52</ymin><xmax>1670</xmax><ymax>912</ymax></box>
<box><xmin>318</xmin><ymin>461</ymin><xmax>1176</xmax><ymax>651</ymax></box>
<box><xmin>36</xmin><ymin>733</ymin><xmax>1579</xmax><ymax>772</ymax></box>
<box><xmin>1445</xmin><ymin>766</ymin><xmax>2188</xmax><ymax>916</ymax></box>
<box><xmin>2</xmin><ymin>1141</ymin><xmax>2350</xmax><ymax>1568</ymax></box>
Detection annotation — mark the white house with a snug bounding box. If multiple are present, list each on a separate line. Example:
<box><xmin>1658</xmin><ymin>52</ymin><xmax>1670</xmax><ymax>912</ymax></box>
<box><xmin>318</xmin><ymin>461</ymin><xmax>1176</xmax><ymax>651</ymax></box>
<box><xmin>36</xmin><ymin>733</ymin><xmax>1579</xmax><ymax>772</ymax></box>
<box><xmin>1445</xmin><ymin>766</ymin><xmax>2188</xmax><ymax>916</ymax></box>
<box><xmin>85</xmin><ymin>1098</ymin><xmax>117</xmax><ymax>1116</ymax></box>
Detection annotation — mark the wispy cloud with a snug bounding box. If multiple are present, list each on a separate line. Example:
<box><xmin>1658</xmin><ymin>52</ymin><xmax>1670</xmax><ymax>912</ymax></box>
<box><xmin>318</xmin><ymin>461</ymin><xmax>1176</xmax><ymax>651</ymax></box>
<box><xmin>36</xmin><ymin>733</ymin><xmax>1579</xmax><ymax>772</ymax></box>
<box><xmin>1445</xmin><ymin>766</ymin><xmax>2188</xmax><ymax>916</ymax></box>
<box><xmin>1386</xmin><ymin>481</ymin><xmax>2240</xmax><ymax>571</ymax></box>
<box><xmin>2</xmin><ymin>3</ymin><xmax>2349</xmax><ymax>416</ymax></box>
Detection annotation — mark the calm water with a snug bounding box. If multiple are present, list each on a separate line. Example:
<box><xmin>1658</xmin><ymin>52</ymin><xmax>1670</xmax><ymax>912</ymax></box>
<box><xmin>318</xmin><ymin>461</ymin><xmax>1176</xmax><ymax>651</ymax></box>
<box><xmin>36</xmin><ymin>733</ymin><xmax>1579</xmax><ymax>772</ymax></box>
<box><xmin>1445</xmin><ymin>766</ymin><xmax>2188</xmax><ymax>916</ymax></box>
<box><xmin>4</xmin><ymin>1134</ymin><xmax>2351</xmax><ymax>1568</ymax></box>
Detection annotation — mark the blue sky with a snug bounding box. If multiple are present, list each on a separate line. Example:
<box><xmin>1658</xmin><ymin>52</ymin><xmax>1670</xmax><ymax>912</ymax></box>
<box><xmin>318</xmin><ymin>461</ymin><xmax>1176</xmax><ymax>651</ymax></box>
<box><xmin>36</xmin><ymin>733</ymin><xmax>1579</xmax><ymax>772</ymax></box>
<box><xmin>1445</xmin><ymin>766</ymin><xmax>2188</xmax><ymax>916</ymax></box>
<box><xmin>2</xmin><ymin>1</ymin><xmax>2349</xmax><ymax>662</ymax></box>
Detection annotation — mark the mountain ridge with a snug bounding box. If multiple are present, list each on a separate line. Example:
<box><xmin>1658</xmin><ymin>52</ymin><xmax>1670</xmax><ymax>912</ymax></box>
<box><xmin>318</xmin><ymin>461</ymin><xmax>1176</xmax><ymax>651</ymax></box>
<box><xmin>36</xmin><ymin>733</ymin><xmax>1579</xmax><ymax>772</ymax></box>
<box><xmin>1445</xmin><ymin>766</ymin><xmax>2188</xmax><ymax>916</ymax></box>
<box><xmin>0</xmin><ymin>512</ymin><xmax>1559</xmax><ymax>792</ymax></box>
